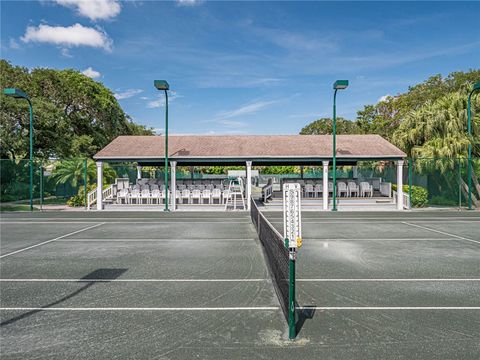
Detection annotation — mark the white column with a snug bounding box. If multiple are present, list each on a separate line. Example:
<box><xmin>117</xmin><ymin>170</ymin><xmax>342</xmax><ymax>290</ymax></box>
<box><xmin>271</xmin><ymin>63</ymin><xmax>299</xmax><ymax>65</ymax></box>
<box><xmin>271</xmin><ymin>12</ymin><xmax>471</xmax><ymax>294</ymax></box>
<box><xmin>246</xmin><ymin>161</ymin><xmax>252</xmax><ymax>210</ymax></box>
<box><xmin>397</xmin><ymin>160</ymin><xmax>404</xmax><ymax>210</ymax></box>
<box><xmin>136</xmin><ymin>165</ymin><xmax>142</xmax><ymax>180</ymax></box>
<box><xmin>96</xmin><ymin>161</ymin><xmax>103</xmax><ymax>211</ymax></box>
<box><xmin>171</xmin><ymin>161</ymin><xmax>177</xmax><ymax>211</ymax></box>
<box><xmin>322</xmin><ymin>161</ymin><xmax>329</xmax><ymax>211</ymax></box>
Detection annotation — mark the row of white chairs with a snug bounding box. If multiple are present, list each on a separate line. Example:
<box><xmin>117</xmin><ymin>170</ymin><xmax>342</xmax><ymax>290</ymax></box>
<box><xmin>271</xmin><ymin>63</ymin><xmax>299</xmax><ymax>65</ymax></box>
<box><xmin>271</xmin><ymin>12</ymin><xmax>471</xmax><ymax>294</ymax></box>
<box><xmin>132</xmin><ymin>184</ymin><xmax>225</xmax><ymax>192</ymax></box>
<box><xmin>117</xmin><ymin>188</ymin><xmax>230</xmax><ymax>205</ymax></box>
<box><xmin>302</xmin><ymin>181</ymin><xmax>373</xmax><ymax>198</ymax></box>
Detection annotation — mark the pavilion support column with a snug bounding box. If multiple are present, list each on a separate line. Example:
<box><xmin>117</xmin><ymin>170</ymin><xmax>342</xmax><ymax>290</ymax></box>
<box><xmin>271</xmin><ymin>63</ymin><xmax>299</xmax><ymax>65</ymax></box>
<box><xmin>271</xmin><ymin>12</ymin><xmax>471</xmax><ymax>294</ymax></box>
<box><xmin>246</xmin><ymin>161</ymin><xmax>252</xmax><ymax>210</ymax></box>
<box><xmin>136</xmin><ymin>165</ymin><xmax>142</xmax><ymax>180</ymax></box>
<box><xmin>397</xmin><ymin>160</ymin><xmax>404</xmax><ymax>210</ymax></box>
<box><xmin>300</xmin><ymin>166</ymin><xmax>304</xmax><ymax>179</ymax></box>
<box><xmin>190</xmin><ymin>166</ymin><xmax>194</xmax><ymax>182</ymax></box>
<box><xmin>96</xmin><ymin>161</ymin><xmax>103</xmax><ymax>211</ymax></box>
<box><xmin>171</xmin><ymin>161</ymin><xmax>177</xmax><ymax>211</ymax></box>
<box><xmin>322</xmin><ymin>161</ymin><xmax>329</xmax><ymax>211</ymax></box>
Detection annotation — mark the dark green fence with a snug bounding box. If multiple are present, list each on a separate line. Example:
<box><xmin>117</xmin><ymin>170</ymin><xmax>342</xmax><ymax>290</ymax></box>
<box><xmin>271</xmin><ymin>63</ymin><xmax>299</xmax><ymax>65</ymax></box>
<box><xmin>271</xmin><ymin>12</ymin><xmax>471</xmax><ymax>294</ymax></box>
<box><xmin>1</xmin><ymin>157</ymin><xmax>479</xmax><ymax>209</ymax></box>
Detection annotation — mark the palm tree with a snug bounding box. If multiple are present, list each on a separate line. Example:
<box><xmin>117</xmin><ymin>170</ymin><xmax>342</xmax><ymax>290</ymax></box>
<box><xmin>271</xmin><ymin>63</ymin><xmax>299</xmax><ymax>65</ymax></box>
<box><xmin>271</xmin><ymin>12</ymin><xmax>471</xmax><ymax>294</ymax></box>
<box><xmin>52</xmin><ymin>158</ymin><xmax>116</xmax><ymax>187</ymax></box>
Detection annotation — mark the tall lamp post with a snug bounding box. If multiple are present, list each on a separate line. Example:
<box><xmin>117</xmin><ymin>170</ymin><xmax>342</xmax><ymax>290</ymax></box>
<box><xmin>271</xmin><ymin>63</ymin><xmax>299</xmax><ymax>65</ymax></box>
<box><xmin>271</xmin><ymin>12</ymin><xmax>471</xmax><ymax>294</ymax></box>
<box><xmin>332</xmin><ymin>80</ymin><xmax>349</xmax><ymax>211</ymax></box>
<box><xmin>467</xmin><ymin>81</ymin><xmax>480</xmax><ymax>210</ymax></box>
<box><xmin>3</xmin><ymin>88</ymin><xmax>34</xmax><ymax>211</ymax></box>
<box><xmin>154</xmin><ymin>80</ymin><xmax>170</xmax><ymax>211</ymax></box>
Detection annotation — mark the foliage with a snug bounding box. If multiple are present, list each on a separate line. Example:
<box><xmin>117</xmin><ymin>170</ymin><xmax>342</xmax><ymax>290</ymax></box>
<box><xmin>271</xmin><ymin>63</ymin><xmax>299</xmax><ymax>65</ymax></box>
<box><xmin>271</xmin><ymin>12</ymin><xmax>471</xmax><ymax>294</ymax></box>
<box><xmin>52</xmin><ymin>158</ymin><xmax>116</xmax><ymax>187</ymax></box>
<box><xmin>300</xmin><ymin>117</ymin><xmax>360</xmax><ymax>135</ymax></box>
<box><xmin>67</xmin><ymin>183</ymin><xmax>96</xmax><ymax>207</ymax></box>
<box><xmin>0</xmin><ymin>59</ymin><xmax>153</xmax><ymax>160</ymax></box>
<box><xmin>392</xmin><ymin>184</ymin><xmax>428</xmax><ymax>208</ymax></box>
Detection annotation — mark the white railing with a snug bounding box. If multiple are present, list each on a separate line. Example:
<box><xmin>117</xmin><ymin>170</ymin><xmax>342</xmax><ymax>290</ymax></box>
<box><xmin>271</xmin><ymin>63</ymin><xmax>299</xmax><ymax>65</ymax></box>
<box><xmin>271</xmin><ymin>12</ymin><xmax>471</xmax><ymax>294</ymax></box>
<box><xmin>262</xmin><ymin>184</ymin><xmax>273</xmax><ymax>202</ymax></box>
<box><xmin>87</xmin><ymin>184</ymin><xmax>114</xmax><ymax>210</ymax></box>
<box><xmin>393</xmin><ymin>190</ymin><xmax>411</xmax><ymax>209</ymax></box>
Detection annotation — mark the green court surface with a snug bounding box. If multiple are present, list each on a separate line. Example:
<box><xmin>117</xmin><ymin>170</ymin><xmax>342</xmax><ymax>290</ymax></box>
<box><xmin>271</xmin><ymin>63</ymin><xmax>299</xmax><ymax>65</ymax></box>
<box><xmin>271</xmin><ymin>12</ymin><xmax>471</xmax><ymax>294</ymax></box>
<box><xmin>1</xmin><ymin>211</ymin><xmax>479</xmax><ymax>359</ymax></box>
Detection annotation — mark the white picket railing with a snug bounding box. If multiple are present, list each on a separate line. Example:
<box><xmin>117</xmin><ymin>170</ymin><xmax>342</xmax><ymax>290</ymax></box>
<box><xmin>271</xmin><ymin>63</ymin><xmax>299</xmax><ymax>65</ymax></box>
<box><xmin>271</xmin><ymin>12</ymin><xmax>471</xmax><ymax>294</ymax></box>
<box><xmin>87</xmin><ymin>185</ymin><xmax>114</xmax><ymax>210</ymax></box>
<box><xmin>393</xmin><ymin>190</ymin><xmax>411</xmax><ymax>209</ymax></box>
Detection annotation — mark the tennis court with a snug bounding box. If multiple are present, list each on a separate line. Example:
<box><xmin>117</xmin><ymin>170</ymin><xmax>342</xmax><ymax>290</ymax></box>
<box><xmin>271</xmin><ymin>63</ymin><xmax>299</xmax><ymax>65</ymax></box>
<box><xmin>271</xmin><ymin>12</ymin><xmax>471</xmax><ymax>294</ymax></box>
<box><xmin>1</xmin><ymin>210</ymin><xmax>479</xmax><ymax>359</ymax></box>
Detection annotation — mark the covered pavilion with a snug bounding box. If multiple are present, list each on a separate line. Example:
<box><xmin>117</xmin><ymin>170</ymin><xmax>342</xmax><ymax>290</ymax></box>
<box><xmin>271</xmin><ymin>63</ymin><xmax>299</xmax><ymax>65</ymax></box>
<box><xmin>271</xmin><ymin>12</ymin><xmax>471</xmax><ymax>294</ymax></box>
<box><xmin>92</xmin><ymin>134</ymin><xmax>407</xmax><ymax>211</ymax></box>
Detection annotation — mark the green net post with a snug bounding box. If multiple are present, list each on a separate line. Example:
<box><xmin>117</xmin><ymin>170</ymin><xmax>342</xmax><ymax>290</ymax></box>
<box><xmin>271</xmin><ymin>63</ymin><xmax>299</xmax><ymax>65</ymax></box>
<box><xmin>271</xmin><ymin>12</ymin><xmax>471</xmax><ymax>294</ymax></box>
<box><xmin>288</xmin><ymin>251</ymin><xmax>296</xmax><ymax>340</ymax></box>
<box><xmin>39</xmin><ymin>163</ymin><xmax>44</xmax><ymax>211</ymax></box>
<box><xmin>408</xmin><ymin>158</ymin><xmax>413</xmax><ymax>209</ymax></box>
<box><xmin>458</xmin><ymin>158</ymin><xmax>462</xmax><ymax>208</ymax></box>
<box><xmin>84</xmin><ymin>158</ymin><xmax>88</xmax><ymax>209</ymax></box>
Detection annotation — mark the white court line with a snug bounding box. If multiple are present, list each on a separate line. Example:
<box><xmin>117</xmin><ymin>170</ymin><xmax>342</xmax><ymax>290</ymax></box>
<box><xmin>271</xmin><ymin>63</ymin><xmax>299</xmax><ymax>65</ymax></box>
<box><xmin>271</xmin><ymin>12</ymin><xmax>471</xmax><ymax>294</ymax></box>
<box><xmin>297</xmin><ymin>278</ymin><xmax>480</xmax><ymax>282</ymax></box>
<box><xmin>0</xmin><ymin>223</ymin><xmax>106</xmax><ymax>259</ymax></box>
<box><xmin>56</xmin><ymin>238</ymin><xmax>254</xmax><ymax>242</ymax></box>
<box><xmin>2</xmin><ymin>278</ymin><xmax>478</xmax><ymax>283</ymax></box>
<box><xmin>1</xmin><ymin>306</ymin><xmax>478</xmax><ymax>312</ymax></box>
<box><xmin>0</xmin><ymin>222</ymin><xmax>100</xmax><ymax>225</ymax></box>
<box><xmin>0</xmin><ymin>221</ymin><xmax>252</xmax><ymax>225</ymax></box>
<box><xmin>297</xmin><ymin>306</ymin><xmax>480</xmax><ymax>310</ymax></box>
<box><xmin>402</xmin><ymin>222</ymin><xmax>480</xmax><ymax>245</ymax></box>
<box><xmin>0</xmin><ymin>307</ymin><xmax>279</xmax><ymax>311</ymax></box>
<box><xmin>0</xmin><ymin>278</ymin><xmax>268</xmax><ymax>282</ymax></box>
<box><xmin>304</xmin><ymin>238</ymin><xmax>460</xmax><ymax>241</ymax></box>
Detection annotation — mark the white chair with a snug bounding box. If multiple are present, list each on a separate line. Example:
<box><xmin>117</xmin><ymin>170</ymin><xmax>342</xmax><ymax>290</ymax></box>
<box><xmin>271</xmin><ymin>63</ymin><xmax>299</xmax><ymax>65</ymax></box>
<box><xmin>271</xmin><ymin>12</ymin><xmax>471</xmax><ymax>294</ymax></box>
<box><xmin>360</xmin><ymin>182</ymin><xmax>373</xmax><ymax>197</ymax></box>
<box><xmin>129</xmin><ymin>189</ymin><xmax>140</xmax><ymax>204</ymax></box>
<box><xmin>117</xmin><ymin>188</ymin><xmax>129</xmax><ymax>204</ymax></box>
<box><xmin>187</xmin><ymin>184</ymin><xmax>195</xmax><ymax>191</ymax></box>
<box><xmin>197</xmin><ymin>185</ymin><xmax>206</xmax><ymax>191</ymax></box>
<box><xmin>151</xmin><ymin>189</ymin><xmax>161</xmax><ymax>205</ymax></box>
<box><xmin>211</xmin><ymin>189</ymin><xmax>222</xmax><ymax>204</ymax></box>
<box><xmin>347</xmin><ymin>182</ymin><xmax>359</xmax><ymax>197</ymax></box>
<box><xmin>181</xmin><ymin>189</ymin><xmax>191</xmax><ymax>204</ymax></box>
<box><xmin>160</xmin><ymin>189</ymin><xmax>170</xmax><ymax>204</ymax></box>
<box><xmin>314</xmin><ymin>184</ymin><xmax>323</xmax><ymax>198</ymax></box>
<box><xmin>337</xmin><ymin>182</ymin><xmax>348</xmax><ymax>197</ymax></box>
<box><xmin>178</xmin><ymin>184</ymin><xmax>186</xmax><ymax>191</ymax></box>
<box><xmin>304</xmin><ymin>184</ymin><xmax>315</xmax><ymax>198</ymax></box>
<box><xmin>222</xmin><ymin>189</ymin><xmax>230</xmax><ymax>204</ymax></box>
<box><xmin>151</xmin><ymin>184</ymin><xmax>159</xmax><ymax>190</ymax></box>
<box><xmin>201</xmin><ymin>189</ymin><xmax>211</xmax><ymax>204</ymax></box>
<box><xmin>141</xmin><ymin>185</ymin><xmax>150</xmax><ymax>191</ymax></box>
<box><xmin>140</xmin><ymin>189</ymin><xmax>151</xmax><ymax>204</ymax></box>
<box><xmin>328</xmin><ymin>182</ymin><xmax>333</xmax><ymax>194</ymax></box>
<box><xmin>191</xmin><ymin>189</ymin><xmax>201</xmax><ymax>204</ymax></box>
<box><xmin>206</xmin><ymin>184</ymin><xmax>214</xmax><ymax>191</ymax></box>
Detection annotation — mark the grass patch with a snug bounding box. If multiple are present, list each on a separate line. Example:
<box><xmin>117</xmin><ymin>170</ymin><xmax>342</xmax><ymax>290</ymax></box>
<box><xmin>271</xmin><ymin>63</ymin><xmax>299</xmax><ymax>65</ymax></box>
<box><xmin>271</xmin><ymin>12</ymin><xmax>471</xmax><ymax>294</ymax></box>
<box><xmin>0</xmin><ymin>204</ymin><xmax>39</xmax><ymax>212</ymax></box>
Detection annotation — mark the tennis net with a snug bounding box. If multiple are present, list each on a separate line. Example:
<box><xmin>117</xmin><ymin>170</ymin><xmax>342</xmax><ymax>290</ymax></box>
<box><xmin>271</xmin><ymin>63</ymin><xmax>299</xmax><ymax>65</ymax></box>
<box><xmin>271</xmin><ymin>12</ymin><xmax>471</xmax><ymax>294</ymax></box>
<box><xmin>250</xmin><ymin>197</ymin><xmax>290</xmax><ymax>321</ymax></box>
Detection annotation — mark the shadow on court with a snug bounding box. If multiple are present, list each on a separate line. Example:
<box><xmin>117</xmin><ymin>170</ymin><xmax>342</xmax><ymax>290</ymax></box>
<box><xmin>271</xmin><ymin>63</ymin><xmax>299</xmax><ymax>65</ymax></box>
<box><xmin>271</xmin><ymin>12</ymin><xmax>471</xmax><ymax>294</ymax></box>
<box><xmin>296</xmin><ymin>304</ymin><xmax>316</xmax><ymax>334</ymax></box>
<box><xmin>0</xmin><ymin>268</ymin><xmax>127</xmax><ymax>327</ymax></box>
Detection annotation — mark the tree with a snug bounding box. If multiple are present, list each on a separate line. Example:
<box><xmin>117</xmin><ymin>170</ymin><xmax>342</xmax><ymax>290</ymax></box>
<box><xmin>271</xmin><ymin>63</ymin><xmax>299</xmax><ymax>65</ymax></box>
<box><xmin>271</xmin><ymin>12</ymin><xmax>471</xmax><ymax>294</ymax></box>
<box><xmin>0</xmin><ymin>60</ymin><xmax>153</xmax><ymax>160</ymax></box>
<box><xmin>300</xmin><ymin>117</ymin><xmax>360</xmax><ymax>135</ymax></box>
<box><xmin>52</xmin><ymin>158</ymin><xmax>116</xmax><ymax>187</ymax></box>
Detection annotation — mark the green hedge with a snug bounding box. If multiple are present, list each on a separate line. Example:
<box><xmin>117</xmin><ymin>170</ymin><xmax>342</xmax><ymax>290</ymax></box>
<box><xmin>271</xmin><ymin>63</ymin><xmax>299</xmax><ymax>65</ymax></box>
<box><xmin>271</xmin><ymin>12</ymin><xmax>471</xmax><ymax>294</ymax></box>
<box><xmin>392</xmin><ymin>184</ymin><xmax>428</xmax><ymax>208</ymax></box>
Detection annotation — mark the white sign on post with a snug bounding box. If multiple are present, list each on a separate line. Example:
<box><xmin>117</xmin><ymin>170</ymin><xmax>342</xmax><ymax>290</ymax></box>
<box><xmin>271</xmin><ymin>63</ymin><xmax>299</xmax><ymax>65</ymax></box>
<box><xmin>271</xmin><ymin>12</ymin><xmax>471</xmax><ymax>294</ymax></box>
<box><xmin>283</xmin><ymin>183</ymin><xmax>302</xmax><ymax>248</ymax></box>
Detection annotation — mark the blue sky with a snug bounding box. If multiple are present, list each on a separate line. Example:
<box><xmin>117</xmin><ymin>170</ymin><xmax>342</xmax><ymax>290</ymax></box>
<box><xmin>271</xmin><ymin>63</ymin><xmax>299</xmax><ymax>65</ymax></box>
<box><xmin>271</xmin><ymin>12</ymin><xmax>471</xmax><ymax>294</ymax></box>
<box><xmin>1</xmin><ymin>1</ymin><xmax>479</xmax><ymax>135</ymax></box>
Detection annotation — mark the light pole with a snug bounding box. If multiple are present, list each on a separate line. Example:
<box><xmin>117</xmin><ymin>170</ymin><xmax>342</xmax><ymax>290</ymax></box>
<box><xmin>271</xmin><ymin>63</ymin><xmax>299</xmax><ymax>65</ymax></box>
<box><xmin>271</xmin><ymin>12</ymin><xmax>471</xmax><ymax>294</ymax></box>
<box><xmin>154</xmin><ymin>80</ymin><xmax>170</xmax><ymax>211</ymax></box>
<box><xmin>467</xmin><ymin>81</ymin><xmax>480</xmax><ymax>210</ymax></box>
<box><xmin>3</xmin><ymin>88</ymin><xmax>34</xmax><ymax>211</ymax></box>
<box><xmin>332</xmin><ymin>80</ymin><xmax>349</xmax><ymax>211</ymax></box>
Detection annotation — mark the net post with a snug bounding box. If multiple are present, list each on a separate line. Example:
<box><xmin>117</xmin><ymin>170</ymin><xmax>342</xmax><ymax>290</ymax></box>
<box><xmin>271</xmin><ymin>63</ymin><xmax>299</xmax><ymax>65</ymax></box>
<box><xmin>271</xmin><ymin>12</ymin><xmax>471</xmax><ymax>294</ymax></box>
<box><xmin>408</xmin><ymin>158</ymin><xmax>412</xmax><ymax>209</ymax></box>
<box><xmin>288</xmin><ymin>250</ymin><xmax>296</xmax><ymax>340</ymax></box>
<box><xmin>39</xmin><ymin>162</ymin><xmax>43</xmax><ymax>211</ymax></box>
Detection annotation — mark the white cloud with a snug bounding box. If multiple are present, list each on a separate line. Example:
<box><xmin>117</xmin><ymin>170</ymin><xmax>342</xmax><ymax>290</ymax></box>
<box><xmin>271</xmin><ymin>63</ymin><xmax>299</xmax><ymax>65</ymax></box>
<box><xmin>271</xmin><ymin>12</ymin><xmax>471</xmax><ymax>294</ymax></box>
<box><xmin>54</xmin><ymin>0</ymin><xmax>121</xmax><ymax>21</ymax></box>
<box><xmin>81</xmin><ymin>67</ymin><xmax>101</xmax><ymax>79</ymax></box>
<box><xmin>9</xmin><ymin>38</ymin><xmax>20</xmax><ymax>49</ymax></box>
<box><xmin>176</xmin><ymin>0</ymin><xmax>202</xmax><ymax>6</ymax></box>
<box><xmin>147</xmin><ymin>91</ymin><xmax>182</xmax><ymax>108</ymax></box>
<box><xmin>114</xmin><ymin>89</ymin><xmax>143</xmax><ymax>100</ymax></box>
<box><xmin>21</xmin><ymin>23</ymin><xmax>113</xmax><ymax>51</ymax></box>
<box><xmin>378</xmin><ymin>94</ymin><xmax>392</xmax><ymax>103</ymax></box>
<box><xmin>216</xmin><ymin>100</ymin><xmax>277</xmax><ymax>119</ymax></box>
<box><xmin>61</xmin><ymin>48</ymin><xmax>73</xmax><ymax>57</ymax></box>
<box><xmin>217</xmin><ymin>119</ymin><xmax>247</xmax><ymax>128</ymax></box>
